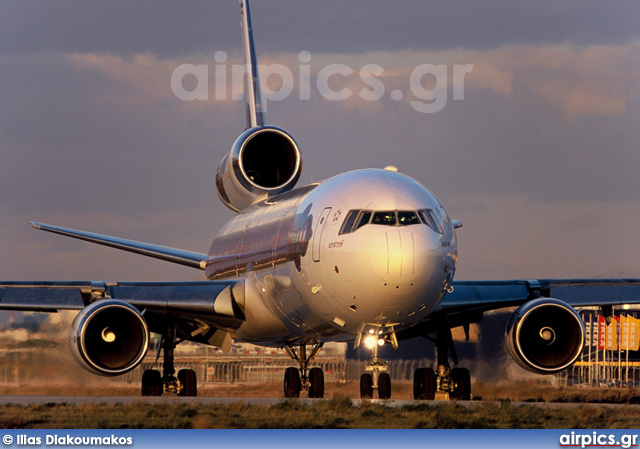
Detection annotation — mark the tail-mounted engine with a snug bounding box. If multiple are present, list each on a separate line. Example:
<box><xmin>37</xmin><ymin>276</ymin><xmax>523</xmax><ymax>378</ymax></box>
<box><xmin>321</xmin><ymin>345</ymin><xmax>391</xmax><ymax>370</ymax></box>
<box><xmin>70</xmin><ymin>300</ymin><xmax>149</xmax><ymax>376</ymax></box>
<box><xmin>216</xmin><ymin>126</ymin><xmax>302</xmax><ymax>212</ymax></box>
<box><xmin>506</xmin><ymin>298</ymin><xmax>584</xmax><ymax>374</ymax></box>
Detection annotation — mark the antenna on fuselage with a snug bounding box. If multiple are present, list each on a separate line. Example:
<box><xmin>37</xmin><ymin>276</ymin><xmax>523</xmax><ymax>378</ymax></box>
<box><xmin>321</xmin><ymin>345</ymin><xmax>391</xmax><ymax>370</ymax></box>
<box><xmin>240</xmin><ymin>0</ymin><xmax>265</xmax><ymax>129</ymax></box>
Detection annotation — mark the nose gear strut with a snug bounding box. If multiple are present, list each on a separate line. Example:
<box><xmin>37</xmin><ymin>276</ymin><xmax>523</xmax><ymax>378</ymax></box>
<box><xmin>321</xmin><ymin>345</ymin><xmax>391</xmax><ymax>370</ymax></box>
<box><xmin>357</xmin><ymin>325</ymin><xmax>398</xmax><ymax>399</ymax></box>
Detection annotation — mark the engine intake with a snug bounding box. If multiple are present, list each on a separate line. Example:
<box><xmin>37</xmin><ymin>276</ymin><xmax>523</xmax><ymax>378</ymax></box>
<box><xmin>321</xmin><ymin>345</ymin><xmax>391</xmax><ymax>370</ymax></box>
<box><xmin>70</xmin><ymin>300</ymin><xmax>149</xmax><ymax>376</ymax></box>
<box><xmin>216</xmin><ymin>126</ymin><xmax>302</xmax><ymax>212</ymax></box>
<box><xmin>506</xmin><ymin>298</ymin><xmax>584</xmax><ymax>374</ymax></box>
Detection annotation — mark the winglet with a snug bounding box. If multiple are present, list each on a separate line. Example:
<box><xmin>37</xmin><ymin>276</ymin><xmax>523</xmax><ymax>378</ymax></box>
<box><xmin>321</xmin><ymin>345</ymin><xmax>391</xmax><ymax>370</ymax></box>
<box><xmin>240</xmin><ymin>0</ymin><xmax>265</xmax><ymax>129</ymax></box>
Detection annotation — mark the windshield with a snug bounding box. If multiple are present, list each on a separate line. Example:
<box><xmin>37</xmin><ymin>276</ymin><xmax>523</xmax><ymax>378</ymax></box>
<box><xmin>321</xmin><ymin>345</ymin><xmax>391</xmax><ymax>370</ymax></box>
<box><xmin>340</xmin><ymin>209</ymin><xmax>443</xmax><ymax>234</ymax></box>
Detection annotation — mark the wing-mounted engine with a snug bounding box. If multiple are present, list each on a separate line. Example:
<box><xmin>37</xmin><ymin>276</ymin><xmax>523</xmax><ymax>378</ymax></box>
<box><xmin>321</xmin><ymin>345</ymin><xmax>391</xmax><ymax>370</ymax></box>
<box><xmin>506</xmin><ymin>298</ymin><xmax>585</xmax><ymax>374</ymax></box>
<box><xmin>215</xmin><ymin>126</ymin><xmax>302</xmax><ymax>212</ymax></box>
<box><xmin>70</xmin><ymin>300</ymin><xmax>149</xmax><ymax>376</ymax></box>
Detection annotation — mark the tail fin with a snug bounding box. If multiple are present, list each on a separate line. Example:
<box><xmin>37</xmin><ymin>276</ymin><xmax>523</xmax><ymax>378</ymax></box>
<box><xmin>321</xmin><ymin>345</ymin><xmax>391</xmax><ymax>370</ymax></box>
<box><xmin>240</xmin><ymin>0</ymin><xmax>265</xmax><ymax>129</ymax></box>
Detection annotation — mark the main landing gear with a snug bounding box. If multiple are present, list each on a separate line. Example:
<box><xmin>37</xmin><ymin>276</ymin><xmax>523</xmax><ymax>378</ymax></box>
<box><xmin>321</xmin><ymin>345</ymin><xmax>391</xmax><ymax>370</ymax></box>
<box><xmin>141</xmin><ymin>323</ymin><xmax>197</xmax><ymax>397</ymax></box>
<box><xmin>283</xmin><ymin>342</ymin><xmax>325</xmax><ymax>398</ymax></box>
<box><xmin>413</xmin><ymin>325</ymin><xmax>471</xmax><ymax>400</ymax></box>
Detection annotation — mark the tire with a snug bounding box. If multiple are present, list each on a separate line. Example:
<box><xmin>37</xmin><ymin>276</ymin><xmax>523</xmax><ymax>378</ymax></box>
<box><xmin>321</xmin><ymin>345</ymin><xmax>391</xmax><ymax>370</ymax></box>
<box><xmin>413</xmin><ymin>367</ymin><xmax>436</xmax><ymax>400</ymax></box>
<box><xmin>177</xmin><ymin>369</ymin><xmax>198</xmax><ymax>397</ymax></box>
<box><xmin>451</xmin><ymin>367</ymin><xmax>471</xmax><ymax>400</ymax></box>
<box><xmin>141</xmin><ymin>369</ymin><xmax>162</xmax><ymax>396</ymax></box>
<box><xmin>360</xmin><ymin>373</ymin><xmax>373</xmax><ymax>399</ymax></box>
<box><xmin>378</xmin><ymin>372</ymin><xmax>391</xmax><ymax>399</ymax></box>
<box><xmin>284</xmin><ymin>367</ymin><xmax>301</xmax><ymax>398</ymax></box>
<box><xmin>308</xmin><ymin>367</ymin><xmax>324</xmax><ymax>398</ymax></box>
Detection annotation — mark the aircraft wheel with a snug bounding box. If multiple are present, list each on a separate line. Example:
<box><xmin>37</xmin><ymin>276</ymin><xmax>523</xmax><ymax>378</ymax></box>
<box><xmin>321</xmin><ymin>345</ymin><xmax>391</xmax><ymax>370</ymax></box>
<box><xmin>284</xmin><ymin>367</ymin><xmax>301</xmax><ymax>398</ymax></box>
<box><xmin>177</xmin><ymin>369</ymin><xmax>198</xmax><ymax>397</ymax></box>
<box><xmin>378</xmin><ymin>372</ymin><xmax>391</xmax><ymax>399</ymax></box>
<box><xmin>451</xmin><ymin>367</ymin><xmax>471</xmax><ymax>400</ymax></box>
<box><xmin>360</xmin><ymin>373</ymin><xmax>373</xmax><ymax>399</ymax></box>
<box><xmin>141</xmin><ymin>369</ymin><xmax>162</xmax><ymax>396</ymax></box>
<box><xmin>308</xmin><ymin>367</ymin><xmax>324</xmax><ymax>398</ymax></box>
<box><xmin>413</xmin><ymin>367</ymin><xmax>436</xmax><ymax>400</ymax></box>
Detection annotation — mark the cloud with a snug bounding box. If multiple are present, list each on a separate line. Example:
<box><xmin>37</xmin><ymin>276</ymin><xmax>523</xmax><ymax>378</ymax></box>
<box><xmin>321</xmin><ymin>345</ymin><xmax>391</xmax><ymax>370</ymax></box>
<box><xmin>67</xmin><ymin>52</ymin><xmax>178</xmax><ymax>103</ymax></box>
<box><xmin>61</xmin><ymin>39</ymin><xmax>640</xmax><ymax>123</ymax></box>
<box><xmin>465</xmin><ymin>41</ymin><xmax>640</xmax><ymax>119</ymax></box>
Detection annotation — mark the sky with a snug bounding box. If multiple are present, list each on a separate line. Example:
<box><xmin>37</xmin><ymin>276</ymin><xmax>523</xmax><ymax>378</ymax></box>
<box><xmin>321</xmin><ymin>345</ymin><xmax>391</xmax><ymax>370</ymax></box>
<box><xmin>2</xmin><ymin>0</ymin><xmax>640</xmax><ymax>283</ymax></box>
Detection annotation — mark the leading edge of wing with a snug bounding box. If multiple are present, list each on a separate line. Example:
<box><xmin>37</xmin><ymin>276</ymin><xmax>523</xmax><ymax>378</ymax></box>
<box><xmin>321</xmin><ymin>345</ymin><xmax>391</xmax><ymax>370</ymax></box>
<box><xmin>0</xmin><ymin>281</ymin><xmax>245</xmax><ymax>330</ymax></box>
<box><xmin>31</xmin><ymin>222</ymin><xmax>207</xmax><ymax>270</ymax></box>
<box><xmin>437</xmin><ymin>278</ymin><xmax>640</xmax><ymax>314</ymax></box>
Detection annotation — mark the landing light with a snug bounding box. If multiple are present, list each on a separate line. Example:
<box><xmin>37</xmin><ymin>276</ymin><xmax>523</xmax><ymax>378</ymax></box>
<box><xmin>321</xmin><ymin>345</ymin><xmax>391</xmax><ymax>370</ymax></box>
<box><xmin>377</xmin><ymin>338</ymin><xmax>385</xmax><ymax>347</ymax></box>
<box><xmin>364</xmin><ymin>335</ymin><xmax>377</xmax><ymax>349</ymax></box>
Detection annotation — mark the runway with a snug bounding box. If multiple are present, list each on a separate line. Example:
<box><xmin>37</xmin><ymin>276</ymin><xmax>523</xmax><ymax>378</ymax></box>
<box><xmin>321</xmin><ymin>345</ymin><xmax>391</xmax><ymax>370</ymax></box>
<box><xmin>0</xmin><ymin>395</ymin><xmax>638</xmax><ymax>409</ymax></box>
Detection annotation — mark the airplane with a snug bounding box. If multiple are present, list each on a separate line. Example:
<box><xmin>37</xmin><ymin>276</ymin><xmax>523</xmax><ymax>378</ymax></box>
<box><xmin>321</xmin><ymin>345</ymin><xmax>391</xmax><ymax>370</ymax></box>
<box><xmin>1</xmin><ymin>0</ymin><xmax>640</xmax><ymax>400</ymax></box>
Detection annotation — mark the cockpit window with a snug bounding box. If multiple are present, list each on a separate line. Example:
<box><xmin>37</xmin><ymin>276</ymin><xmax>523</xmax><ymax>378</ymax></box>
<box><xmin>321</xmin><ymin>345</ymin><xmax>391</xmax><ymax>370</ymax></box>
<box><xmin>398</xmin><ymin>211</ymin><xmax>421</xmax><ymax>225</ymax></box>
<box><xmin>372</xmin><ymin>211</ymin><xmax>396</xmax><ymax>225</ymax></box>
<box><xmin>339</xmin><ymin>210</ymin><xmax>360</xmax><ymax>235</ymax></box>
<box><xmin>341</xmin><ymin>209</ymin><xmax>438</xmax><ymax>234</ymax></box>
<box><xmin>354</xmin><ymin>211</ymin><xmax>372</xmax><ymax>231</ymax></box>
<box><xmin>418</xmin><ymin>209</ymin><xmax>444</xmax><ymax>234</ymax></box>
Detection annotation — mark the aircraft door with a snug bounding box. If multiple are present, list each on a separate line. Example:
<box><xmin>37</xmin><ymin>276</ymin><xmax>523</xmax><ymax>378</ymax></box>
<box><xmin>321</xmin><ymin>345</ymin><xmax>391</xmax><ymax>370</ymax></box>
<box><xmin>312</xmin><ymin>207</ymin><xmax>332</xmax><ymax>262</ymax></box>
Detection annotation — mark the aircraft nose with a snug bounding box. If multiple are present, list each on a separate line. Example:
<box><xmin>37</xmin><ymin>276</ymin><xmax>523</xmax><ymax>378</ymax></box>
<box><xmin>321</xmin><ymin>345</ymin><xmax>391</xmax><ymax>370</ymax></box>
<box><xmin>370</xmin><ymin>229</ymin><xmax>425</xmax><ymax>285</ymax></box>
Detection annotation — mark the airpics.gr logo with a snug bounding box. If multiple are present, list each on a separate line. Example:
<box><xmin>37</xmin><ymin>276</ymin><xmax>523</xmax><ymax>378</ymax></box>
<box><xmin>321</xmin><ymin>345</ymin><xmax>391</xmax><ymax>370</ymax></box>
<box><xmin>171</xmin><ymin>51</ymin><xmax>473</xmax><ymax>114</ymax></box>
<box><xmin>559</xmin><ymin>432</ymin><xmax>639</xmax><ymax>449</ymax></box>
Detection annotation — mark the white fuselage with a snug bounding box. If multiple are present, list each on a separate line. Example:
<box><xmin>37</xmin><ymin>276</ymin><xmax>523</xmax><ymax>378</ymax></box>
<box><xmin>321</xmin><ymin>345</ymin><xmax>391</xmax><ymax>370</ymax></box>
<box><xmin>205</xmin><ymin>169</ymin><xmax>458</xmax><ymax>345</ymax></box>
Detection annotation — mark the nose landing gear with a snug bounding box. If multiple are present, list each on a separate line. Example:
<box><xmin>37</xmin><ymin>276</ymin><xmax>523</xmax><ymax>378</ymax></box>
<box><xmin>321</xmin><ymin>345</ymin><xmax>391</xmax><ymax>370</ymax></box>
<box><xmin>360</xmin><ymin>342</ymin><xmax>392</xmax><ymax>399</ymax></box>
<box><xmin>283</xmin><ymin>342</ymin><xmax>325</xmax><ymax>398</ymax></box>
<box><xmin>358</xmin><ymin>325</ymin><xmax>397</xmax><ymax>399</ymax></box>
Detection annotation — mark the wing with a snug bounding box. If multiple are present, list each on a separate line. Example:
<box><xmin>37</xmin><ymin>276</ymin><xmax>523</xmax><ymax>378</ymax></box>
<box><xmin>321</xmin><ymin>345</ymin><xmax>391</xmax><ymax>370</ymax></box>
<box><xmin>397</xmin><ymin>278</ymin><xmax>640</xmax><ymax>374</ymax></box>
<box><xmin>0</xmin><ymin>280</ymin><xmax>245</xmax><ymax>346</ymax></box>
<box><xmin>443</xmin><ymin>278</ymin><xmax>640</xmax><ymax>311</ymax></box>
<box><xmin>31</xmin><ymin>222</ymin><xmax>207</xmax><ymax>270</ymax></box>
<box><xmin>400</xmin><ymin>278</ymin><xmax>640</xmax><ymax>338</ymax></box>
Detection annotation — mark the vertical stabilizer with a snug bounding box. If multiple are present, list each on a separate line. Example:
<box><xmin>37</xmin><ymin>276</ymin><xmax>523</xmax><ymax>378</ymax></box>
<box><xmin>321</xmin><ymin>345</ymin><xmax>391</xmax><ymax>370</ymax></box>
<box><xmin>240</xmin><ymin>0</ymin><xmax>265</xmax><ymax>129</ymax></box>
